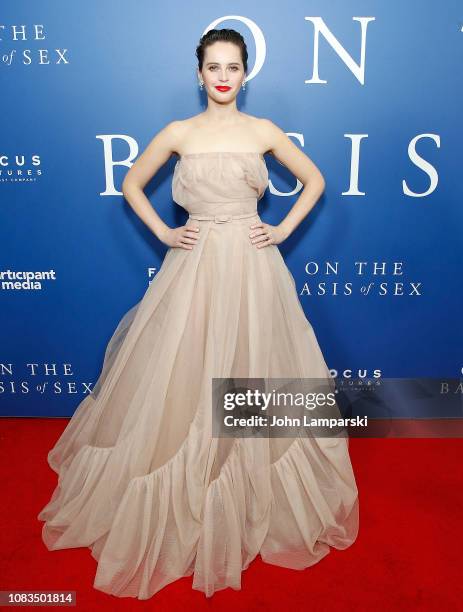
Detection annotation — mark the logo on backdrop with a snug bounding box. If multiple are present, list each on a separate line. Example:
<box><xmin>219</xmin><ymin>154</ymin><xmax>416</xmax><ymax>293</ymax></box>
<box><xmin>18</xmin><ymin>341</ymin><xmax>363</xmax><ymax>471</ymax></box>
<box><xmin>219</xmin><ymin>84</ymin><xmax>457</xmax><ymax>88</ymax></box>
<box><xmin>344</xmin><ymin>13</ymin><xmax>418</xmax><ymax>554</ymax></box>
<box><xmin>0</xmin><ymin>269</ymin><xmax>158</xmax><ymax>290</ymax></box>
<box><xmin>0</xmin><ymin>24</ymin><xmax>69</xmax><ymax>66</ymax></box>
<box><xmin>0</xmin><ymin>269</ymin><xmax>57</xmax><ymax>290</ymax></box>
<box><xmin>0</xmin><ymin>154</ymin><xmax>42</xmax><ymax>183</ymax></box>
<box><xmin>297</xmin><ymin>260</ymin><xmax>422</xmax><ymax>299</ymax></box>
<box><xmin>0</xmin><ymin>363</ymin><xmax>94</xmax><ymax>399</ymax></box>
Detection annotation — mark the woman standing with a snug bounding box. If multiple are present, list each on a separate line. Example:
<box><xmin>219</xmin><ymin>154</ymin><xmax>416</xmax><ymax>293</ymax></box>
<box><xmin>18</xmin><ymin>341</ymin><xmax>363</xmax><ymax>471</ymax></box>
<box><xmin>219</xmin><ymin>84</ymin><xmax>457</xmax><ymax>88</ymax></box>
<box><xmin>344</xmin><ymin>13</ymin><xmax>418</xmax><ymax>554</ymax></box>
<box><xmin>38</xmin><ymin>28</ymin><xmax>359</xmax><ymax>600</ymax></box>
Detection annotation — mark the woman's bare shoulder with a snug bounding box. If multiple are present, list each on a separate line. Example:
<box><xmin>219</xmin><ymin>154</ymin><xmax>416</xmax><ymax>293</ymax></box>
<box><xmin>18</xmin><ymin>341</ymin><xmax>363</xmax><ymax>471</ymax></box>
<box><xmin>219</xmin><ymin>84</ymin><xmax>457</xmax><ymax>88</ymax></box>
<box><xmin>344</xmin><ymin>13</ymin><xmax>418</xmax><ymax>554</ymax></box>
<box><xmin>166</xmin><ymin>114</ymin><xmax>205</xmax><ymax>153</ymax></box>
<box><xmin>240</xmin><ymin>114</ymin><xmax>280</xmax><ymax>156</ymax></box>
<box><xmin>158</xmin><ymin>117</ymin><xmax>194</xmax><ymax>156</ymax></box>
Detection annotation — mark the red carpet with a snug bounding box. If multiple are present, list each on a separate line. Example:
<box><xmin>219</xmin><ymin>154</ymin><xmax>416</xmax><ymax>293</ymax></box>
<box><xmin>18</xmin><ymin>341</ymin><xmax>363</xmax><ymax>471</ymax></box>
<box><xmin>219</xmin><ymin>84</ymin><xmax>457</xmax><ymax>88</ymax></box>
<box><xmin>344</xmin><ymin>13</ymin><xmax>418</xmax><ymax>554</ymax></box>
<box><xmin>1</xmin><ymin>417</ymin><xmax>462</xmax><ymax>610</ymax></box>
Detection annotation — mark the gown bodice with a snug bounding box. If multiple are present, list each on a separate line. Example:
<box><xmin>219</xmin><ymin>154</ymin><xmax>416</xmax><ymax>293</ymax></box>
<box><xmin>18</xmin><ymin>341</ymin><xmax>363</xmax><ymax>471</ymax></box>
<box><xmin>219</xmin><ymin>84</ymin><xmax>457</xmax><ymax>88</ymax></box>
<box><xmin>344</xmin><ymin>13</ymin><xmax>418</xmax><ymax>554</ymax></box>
<box><xmin>172</xmin><ymin>151</ymin><xmax>269</xmax><ymax>216</ymax></box>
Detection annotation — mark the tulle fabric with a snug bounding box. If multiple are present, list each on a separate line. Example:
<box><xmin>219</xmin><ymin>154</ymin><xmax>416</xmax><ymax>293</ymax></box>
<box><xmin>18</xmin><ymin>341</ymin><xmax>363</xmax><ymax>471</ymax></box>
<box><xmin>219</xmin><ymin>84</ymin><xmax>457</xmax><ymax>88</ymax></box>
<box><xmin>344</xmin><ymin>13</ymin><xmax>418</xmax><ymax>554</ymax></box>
<box><xmin>38</xmin><ymin>152</ymin><xmax>359</xmax><ymax>599</ymax></box>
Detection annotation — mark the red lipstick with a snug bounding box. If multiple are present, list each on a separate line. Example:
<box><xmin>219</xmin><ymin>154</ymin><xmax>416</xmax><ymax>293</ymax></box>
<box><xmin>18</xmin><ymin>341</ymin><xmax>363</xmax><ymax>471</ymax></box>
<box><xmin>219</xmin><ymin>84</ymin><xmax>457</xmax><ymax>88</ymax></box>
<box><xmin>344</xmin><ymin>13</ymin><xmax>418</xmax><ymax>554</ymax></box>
<box><xmin>215</xmin><ymin>86</ymin><xmax>231</xmax><ymax>92</ymax></box>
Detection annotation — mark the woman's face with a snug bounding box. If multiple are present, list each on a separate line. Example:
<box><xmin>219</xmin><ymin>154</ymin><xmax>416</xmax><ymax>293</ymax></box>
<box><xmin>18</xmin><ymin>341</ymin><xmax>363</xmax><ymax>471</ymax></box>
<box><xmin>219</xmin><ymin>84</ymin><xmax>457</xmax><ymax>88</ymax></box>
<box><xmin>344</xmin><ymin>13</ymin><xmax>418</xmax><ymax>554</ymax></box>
<box><xmin>198</xmin><ymin>41</ymin><xmax>245</xmax><ymax>100</ymax></box>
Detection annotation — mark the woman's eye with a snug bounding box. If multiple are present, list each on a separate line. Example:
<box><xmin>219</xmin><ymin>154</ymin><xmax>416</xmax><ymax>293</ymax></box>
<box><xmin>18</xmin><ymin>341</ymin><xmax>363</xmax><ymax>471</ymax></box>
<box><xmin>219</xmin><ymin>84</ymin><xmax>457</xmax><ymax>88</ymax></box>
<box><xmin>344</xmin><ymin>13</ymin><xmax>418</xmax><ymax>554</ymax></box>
<box><xmin>208</xmin><ymin>66</ymin><xmax>239</xmax><ymax>71</ymax></box>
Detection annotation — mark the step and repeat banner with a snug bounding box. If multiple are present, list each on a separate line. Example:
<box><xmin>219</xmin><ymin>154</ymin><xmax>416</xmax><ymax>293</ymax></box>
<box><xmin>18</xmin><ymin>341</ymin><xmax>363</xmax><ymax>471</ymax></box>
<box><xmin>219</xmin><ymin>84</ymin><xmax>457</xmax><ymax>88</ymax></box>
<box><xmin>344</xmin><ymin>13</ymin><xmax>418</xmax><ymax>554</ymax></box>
<box><xmin>1</xmin><ymin>2</ymin><xmax>462</xmax><ymax>417</ymax></box>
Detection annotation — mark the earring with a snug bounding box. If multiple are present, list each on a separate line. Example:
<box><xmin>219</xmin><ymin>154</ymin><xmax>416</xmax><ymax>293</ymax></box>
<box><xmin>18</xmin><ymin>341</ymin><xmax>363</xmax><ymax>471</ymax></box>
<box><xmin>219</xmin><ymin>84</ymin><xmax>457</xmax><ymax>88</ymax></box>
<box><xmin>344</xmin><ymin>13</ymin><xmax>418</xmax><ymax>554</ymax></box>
<box><xmin>242</xmin><ymin>80</ymin><xmax>246</xmax><ymax>91</ymax></box>
<box><xmin>199</xmin><ymin>81</ymin><xmax>204</xmax><ymax>90</ymax></box>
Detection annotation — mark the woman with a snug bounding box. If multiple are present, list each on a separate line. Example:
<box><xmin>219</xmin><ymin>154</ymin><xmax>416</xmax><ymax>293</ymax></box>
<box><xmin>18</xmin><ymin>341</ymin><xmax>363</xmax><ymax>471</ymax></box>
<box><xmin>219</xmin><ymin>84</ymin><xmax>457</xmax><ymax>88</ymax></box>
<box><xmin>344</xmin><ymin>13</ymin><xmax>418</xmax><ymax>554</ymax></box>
<box><xmin>38</xmin><ymin>28</ymin><xmax>359</xmax><ymax>600</ymax></box>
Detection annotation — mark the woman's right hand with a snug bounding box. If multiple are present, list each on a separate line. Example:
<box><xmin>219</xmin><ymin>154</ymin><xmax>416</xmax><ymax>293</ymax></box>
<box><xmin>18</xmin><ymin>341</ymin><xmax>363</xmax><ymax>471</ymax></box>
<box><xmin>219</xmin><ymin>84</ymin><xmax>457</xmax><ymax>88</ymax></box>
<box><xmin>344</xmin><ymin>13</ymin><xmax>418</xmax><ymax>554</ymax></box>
<box><xmin>159</xmin><ymin>225</ymin><xmax>200</xmax><ymax>250</ymax></box>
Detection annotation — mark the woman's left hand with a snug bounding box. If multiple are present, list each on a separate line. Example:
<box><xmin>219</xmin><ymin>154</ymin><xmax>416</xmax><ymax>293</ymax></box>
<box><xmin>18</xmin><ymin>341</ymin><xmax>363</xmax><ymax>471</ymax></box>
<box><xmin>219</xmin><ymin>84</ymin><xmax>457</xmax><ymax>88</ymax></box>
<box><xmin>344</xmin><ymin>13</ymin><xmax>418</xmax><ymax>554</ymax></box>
<box><xmin>249</xmin><ymin>222</ymin><xmax>289</xmax><ymax>248</ymax></box>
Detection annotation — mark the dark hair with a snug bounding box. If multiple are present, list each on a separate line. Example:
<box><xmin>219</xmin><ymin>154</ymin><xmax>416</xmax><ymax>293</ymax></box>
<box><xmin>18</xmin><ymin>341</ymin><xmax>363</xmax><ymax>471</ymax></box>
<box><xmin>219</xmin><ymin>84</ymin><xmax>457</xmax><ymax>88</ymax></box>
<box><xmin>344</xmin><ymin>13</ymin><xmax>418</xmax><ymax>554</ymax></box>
<box><xmin>196</xmin><ymin>28</ymin><xmax>248</xmax><ymax>73</ymax></box>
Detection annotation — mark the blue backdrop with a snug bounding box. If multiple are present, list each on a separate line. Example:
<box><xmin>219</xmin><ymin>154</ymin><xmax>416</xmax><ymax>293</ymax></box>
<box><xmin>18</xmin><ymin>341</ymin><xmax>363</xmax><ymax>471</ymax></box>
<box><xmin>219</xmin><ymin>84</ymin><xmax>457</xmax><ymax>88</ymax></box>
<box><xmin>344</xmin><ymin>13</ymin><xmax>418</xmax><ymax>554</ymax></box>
<box><xmin>1</xmin><ymin>1</ymin><xmax>462</xmax><ymax>416</ymax></box>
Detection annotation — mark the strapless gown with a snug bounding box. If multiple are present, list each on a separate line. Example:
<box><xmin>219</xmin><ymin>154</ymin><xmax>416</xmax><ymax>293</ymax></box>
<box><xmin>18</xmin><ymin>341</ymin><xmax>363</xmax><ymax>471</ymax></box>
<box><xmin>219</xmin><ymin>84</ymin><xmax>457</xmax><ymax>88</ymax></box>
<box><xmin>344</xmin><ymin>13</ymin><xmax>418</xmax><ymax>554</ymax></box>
<box><xmin>37</xmin><ymin>151</ymin><xmax>359</xmax><ymax>599</ymax></box>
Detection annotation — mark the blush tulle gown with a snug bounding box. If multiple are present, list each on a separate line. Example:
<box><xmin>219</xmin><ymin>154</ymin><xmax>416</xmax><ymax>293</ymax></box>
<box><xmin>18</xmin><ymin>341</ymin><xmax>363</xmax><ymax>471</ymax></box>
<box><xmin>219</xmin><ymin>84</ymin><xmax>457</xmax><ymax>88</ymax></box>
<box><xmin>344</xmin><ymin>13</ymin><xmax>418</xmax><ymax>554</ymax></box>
<box><xmin>37</xmin><ymin>151</ymin><xmax>359</xmax><ymax>599</ymax></box>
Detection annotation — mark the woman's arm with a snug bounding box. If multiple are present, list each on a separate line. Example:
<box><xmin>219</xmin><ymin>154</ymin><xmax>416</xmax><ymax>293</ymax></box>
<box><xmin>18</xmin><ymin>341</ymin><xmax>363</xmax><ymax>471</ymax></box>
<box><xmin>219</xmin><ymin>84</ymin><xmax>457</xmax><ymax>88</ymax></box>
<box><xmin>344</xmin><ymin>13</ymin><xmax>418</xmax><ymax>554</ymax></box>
<box><xmin>260</xmin><ymin>118</ymin><xmax>326</xmax><ymax>241</ymax></box>
<box><xmin>121</xmin><ymin>121</ymin><xmax>181</xmax><ymax>244</ymax></box>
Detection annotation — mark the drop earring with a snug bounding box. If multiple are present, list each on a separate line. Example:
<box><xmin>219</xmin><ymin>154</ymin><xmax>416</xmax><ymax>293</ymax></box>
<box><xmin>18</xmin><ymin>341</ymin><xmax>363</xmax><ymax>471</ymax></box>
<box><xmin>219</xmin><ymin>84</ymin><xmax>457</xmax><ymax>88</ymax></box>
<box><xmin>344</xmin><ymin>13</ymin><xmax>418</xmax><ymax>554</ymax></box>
<box><xmin>242</xmin><ymin>80</ymin><xmax>246</xmax><ymax>91</ymax></box>
<box><xmin>199</xmin><ymin>81</ymin><xmax>204</xmax><ymax>90</ymax></box>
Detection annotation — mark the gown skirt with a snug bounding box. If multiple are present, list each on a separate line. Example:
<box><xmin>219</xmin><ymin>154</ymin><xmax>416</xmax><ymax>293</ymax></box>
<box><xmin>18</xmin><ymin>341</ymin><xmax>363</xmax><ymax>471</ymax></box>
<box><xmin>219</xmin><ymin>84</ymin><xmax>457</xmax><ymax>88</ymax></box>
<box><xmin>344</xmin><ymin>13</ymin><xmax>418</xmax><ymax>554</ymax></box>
<box><xmin>37</xmin><ymin>151</ymin><xmax>359</xmax><ymax>599</ymax></box>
